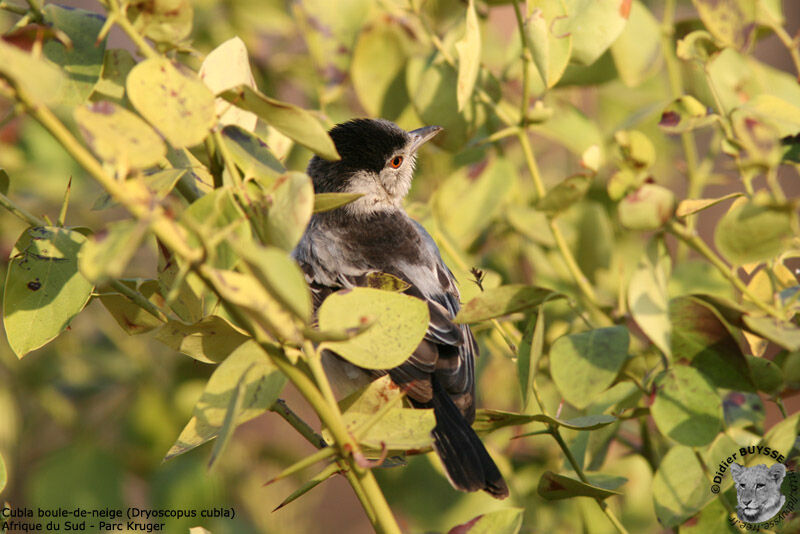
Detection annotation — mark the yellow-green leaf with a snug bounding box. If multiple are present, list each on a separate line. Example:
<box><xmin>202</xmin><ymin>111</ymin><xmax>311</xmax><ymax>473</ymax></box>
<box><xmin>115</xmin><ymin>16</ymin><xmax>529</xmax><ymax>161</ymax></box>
<box><xmin>691</xmin><ymin>0</ymin><xmax>756</xmax><ymax>51</ymax></box>
<box><xmin>78</xmin><ymin>219</ymin><xmax>149</xmax><ymax>283</ymax></box>
<box><xmin>199</xmin><ymin>37</ymin><xmax>258</xmax><ymax>131</ymax></box>
<box><xmin>128</xmin><ymin>0</ymin><xmax>194</xmax><ymax>44</ymax></box>
<box><xmin>0</xmin><ymin>39</ymin><xmax>63</xmax><ymax>105</ymax></box>
<box><xmin>155</xmin><ymin>316</ymin><xmax>250</xmax><ymax>364</ymax></box>
<box><xmin>609</xmin><ymin>1</ymin><xmax>662</xmax><ymax>87</ymax></box>
<box><xmin>318</xmin><ymin>288</ymin><xmax>429</xmax><ymax>370</ymax></box>
<box><xmin>714</xmin><ymin>200</ymin><xmax>793</xmax><ymax>266</ymax></box>
<box><xmin>221</xmin><ymin>86</ymin><xmax>339</xmax><ymax>161</ymax></box>
<box><xmin>455</xmin><ymin>0</ymin><xmax>481</xmax><ymax>111</ymax></box>
<box><xmin>351</xmin><ymin>21</ymin><xmax>410</xmax><ymax>120</ymax></box>
<box><xmin>99</xmin><ymin>280</ymin><xmax>165</xmax><ymax>335</ymax></box>
<box><xmin>313</xmin><ymin>192</ymin><xmax>364</xmax><ymax>213</ymax></box>
<box><xmin>74</xmin><ymin>101</ymin><xmax>166</xmax><ymax>170</ymax></box>
<box><xmin>166</xmin><ymin>341</ymin><xmax>286</xmax><ymax>460</ymax></box>
<box><xmin>3</xmin><ymin>227</ymin><xmax>94</xmax><ymax>358</ymax></box>
<box><xmin>456</xmin><ymin>285</ymin><xmax>560</xmax><ymax>323</ymax></box>
<box><xmin>127</xmin><ymin>58</ymin><xmax>216</xmax><ymax>148</ymax></box>
<box><xmin>526</xmin><ymin>0</ymin><xmax>572</xmax><ymax>88</ymax></box>
<box><xmin>628</xmin><ymin>238</ymin><xmax>671</xmax><ymax>357</ymax></box>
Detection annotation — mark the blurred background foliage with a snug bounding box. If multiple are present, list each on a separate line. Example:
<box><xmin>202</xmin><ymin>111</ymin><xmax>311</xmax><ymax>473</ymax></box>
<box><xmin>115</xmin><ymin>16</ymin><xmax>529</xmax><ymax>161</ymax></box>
<box><xmin>1</xmin><ymin>0</ymin><xmax>800</xmax><ymax>533</ymax></box>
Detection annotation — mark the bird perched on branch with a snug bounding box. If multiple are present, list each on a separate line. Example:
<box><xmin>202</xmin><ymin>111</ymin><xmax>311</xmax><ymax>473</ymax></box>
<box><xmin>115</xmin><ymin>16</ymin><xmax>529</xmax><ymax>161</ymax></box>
<box><xmin>292</xmin><ymin>118</ymin><xmax>508</xmax><ymax>499</ymax></box>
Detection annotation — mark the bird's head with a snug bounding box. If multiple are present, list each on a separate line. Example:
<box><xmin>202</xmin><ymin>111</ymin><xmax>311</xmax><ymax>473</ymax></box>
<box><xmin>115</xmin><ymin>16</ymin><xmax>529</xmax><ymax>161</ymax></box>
<box><xmin>307</xmin><ymin>119</ymin><xmax>441</xmax><ymax>216</ymax></box>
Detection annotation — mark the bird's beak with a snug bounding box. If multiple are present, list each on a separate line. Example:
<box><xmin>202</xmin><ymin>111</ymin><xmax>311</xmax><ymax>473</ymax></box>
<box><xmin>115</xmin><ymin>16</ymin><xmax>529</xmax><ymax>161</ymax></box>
<box><xmin>408</xmin><ymin>125</ymin><xmax>443</xmax><ymax>153</ymax></box>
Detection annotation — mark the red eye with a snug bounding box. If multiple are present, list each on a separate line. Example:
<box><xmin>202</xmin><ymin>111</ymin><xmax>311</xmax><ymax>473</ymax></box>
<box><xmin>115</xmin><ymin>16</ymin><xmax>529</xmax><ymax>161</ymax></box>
<box><xmin>390</xmin><ymin>156</ymin><xmax>403</xmax><ymax>168</ymax></box>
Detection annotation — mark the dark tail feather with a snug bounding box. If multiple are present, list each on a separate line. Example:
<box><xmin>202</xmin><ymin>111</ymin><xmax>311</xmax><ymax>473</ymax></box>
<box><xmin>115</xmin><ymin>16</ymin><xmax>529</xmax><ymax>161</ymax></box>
<box><xmin>428</xmin><ymin>380</ymin><xmax>509</xmax><ymax>499</ymax></box>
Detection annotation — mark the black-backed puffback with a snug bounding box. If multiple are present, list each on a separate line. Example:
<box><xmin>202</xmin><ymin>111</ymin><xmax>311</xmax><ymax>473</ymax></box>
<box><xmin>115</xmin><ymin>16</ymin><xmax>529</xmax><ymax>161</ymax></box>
<box><xmin>292</xmin><ymin>118</ymin><xmax>509</xmax><ymax>499</ymax></box>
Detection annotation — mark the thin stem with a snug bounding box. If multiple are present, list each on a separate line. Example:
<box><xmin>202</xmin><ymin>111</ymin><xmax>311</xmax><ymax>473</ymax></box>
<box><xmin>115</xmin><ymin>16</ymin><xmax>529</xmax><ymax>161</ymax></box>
<box><xmin>775</xmin><ymin>398</ymin><xmax>788</xmax><ymax>419</ymax></box>
<box><xmin>511</xmin><ymin>0</ymin><xmax>530</xmax><ymax>121</ymax></box>
<box><xmin>667</xmin><ymin>220</ymin><xmax>784</xmax><ymax>318</ymax></box>
<box><xmin>0</xmin><ymin>191</ymin><xmax>44</xmax><ymax>227</ymax></box>
<box><xmin>108</xmin><ymin>0</ymin><xmax>158</xmax><ymax>60</ymax></box>
<box><xmin>270</xmin><ymin>398</ymin><xmax>327</xmax><ymax>448</ymax></box>
<box><xmin>0</xmin><ymin>1</ymin><xmax>26</xmax><ymax>15</ymax></box>
<box><xmin>762</xmin><ymin>5</ymin><xmax>800</xmax><ymax>81</ymax></box>
<box><xmin>108</xmin><ymin>280</ymin><xmax>169</xmax><ymax>322</ymax></box>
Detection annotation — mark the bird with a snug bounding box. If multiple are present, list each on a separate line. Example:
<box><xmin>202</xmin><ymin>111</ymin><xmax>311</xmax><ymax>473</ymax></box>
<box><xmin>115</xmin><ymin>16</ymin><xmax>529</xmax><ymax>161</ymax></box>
<box><xmin>291</xmin><ymin>118</ymin><xmax>509</xmax><ymax>499</ymax></box>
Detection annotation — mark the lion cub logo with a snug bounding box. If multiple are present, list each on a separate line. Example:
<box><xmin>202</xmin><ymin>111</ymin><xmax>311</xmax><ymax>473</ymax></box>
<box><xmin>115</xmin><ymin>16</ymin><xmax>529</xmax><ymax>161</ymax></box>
<box><xmin>730</xmin><ymin>463</ymin><xmax>787</xmax><ymax>523</ymax></box>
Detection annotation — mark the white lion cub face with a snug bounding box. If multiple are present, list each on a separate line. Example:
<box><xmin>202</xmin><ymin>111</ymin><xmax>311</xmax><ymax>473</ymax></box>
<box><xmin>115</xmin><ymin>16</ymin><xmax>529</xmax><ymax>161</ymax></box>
<box><xmin>730</xmin><ymin>463</ymin><xmax>786</xmax><ymax>523</ymax></box>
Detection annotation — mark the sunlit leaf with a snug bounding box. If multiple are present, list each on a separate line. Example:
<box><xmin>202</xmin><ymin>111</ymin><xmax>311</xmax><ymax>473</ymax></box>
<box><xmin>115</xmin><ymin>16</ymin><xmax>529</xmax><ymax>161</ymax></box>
<box><xmin>318</xmin><ymin>288</ymin><xmax>429</xmax><ymax>370</ymax></box>
<box><xmin>659</xmin><ymin>95</ymin><xmax>718</xmax><ymax>134</ymax></box>
<box><xmin>127</xmin><ymin>58</ymin><xmax>216</xmax><ymax>148</ymax></box>
<box><xmin>455</xmin><ymin>285</ymin><xmax>560</xmax><ymax>323</ymax></box>
<box><xmin>0</xmin><ymin>39</ymin><xmax>63</xmax><ymax>105</ymax></box>
<box><xmin>535</xmin><ymin>175</ymin><xmax>591</xmax><ymax>216</ymax></box>
<box><xmin>473</xmin><ymin>409</ymin><xmax>617</xmax><ymax>434</ymax></box>
<box><xmin>220</xmin><ymin>86</ymin><xmax>339</xmax><ymax>161</ymax></box>
<box><xmin>42</xmin><ymin>4</ymin><xmax>107</xmax><ymax>105</ymax></box>
<box><xmin>207</xmin><ymin>363</ymin><xmax>252</xmax><ymax>468</ymax></box>
<box><xmin>221</xmin><ymin>125</ymin><xmax>285</xmax><ymax>180</ymax></box>
<box><xmin>628</xmin><ymin>239</ymin><xmax>671</xmax><ymax>357</ymax></box>
<box><xmin>610</xmin><ymin>1</ymin><xmax>661</xmax><ymax>87</ymax></box>
<box><xmin>526</xmin><ymin>0</ymin><xmax>572</xmax><ymax>89</ymax></box>
<box><xmin>518</xmin><ymin>306</ymin><xmax>545</xmax><ymax>408</ymax></box>
<box><xmin>128</xmin><ymin>0</ymin><xmax>194</xmax><ymax>44</ymax></box>
<box><xmin>78</xmin><ymin>219</ymin><xmax>149</xmax><ymax>283</ymax></box>
<box><xmin>676</xmin><ymin>30</ymin><xmax>721</xmax><ymax>63</ymax></box>
<box><xmin>447</xmin><ymin>508</ymin><xmax>523</xmax><ymax>534</ymax></box>
<box><xmin>562</xmin><ymin>0</ymin><xmax>630</xmax><ymax>66</ymax></box>
<box><xmin>156</xmin><ymin>316</ymin><xmax>250</xmax><ymax>364</ymax></box>
<box><xmin>251</xmin><ymin>172</ymin><xmax>314</xmax><ymax>252</ymax></box>
<box><xmin>652</xmin><ymin>445</ymin><xmax>714</xmax><ymax>527</ymax></box>
<box><xmin>99</xmin><ymin>280</ymin><xmax>165</xmax><ymax>335</ymax></box>
<box><xmin>676</xmin><ymin>193</ymin><xmax>742</xmax><ymax>217</ymax></box>
<box><xmin>651</xmin><ymin>365</ymin><xmax>723</xmax><ymax>446</ymax></box>
<box><xmin>313</xmin><ymin>192</ymin><xmax>364</xmax><ymax>213</ymax></box>
<box><xmin>273</xmin><ymin>463</ymin><xmax>340</xmax><ymax>512</ymax></box>
<box><xmin>351</xmin><ymin>20</ymin><xmax>410</xmax><ymax>120</ymax></box>
<box><xmin>199</xmin><ymin>37</ymin><xmax>258</xmax><ymax>131</ymax></box>
<box><xmin>538</xmin><ymin>471</ymin><xmax>623</xmax><ymax>500</ymax></box>
<box><xmin>166</xmin><ymin>341</ymin><xmax>287</xmax><ymax>460</ymax></box>
<box><xmin>743</xmin><ymin>316</ymin><xmax>800</xmax><ymax>352</ymax></box>
<box><xmin>691</xmin><ymin>0</ymin><xmax>756</xmax><ymax>51</ymax></box>
<box><xmin>714</xmin><ymin>199</ymin><xmax>793</xmax><ymax>266</ymax></box>
<box><xmin>3</xmin><ymin>227</ymin><xmax>93</xmax><ymax>358</ymax></box>
<box><xmin>0</xmin><ymin>452</ymin><xmax>6</xmax><ymax>494</ymax></box>
<box><xmin>74</xmin><ymin>101</ymin><xmax>166</xmax><ymax>170</ymax></box>
<box><xmin>91</xmin><ymin>49</ymin><xmax>136</xmax><ymax>105</ymax></box>
<box><xmin>455</xmin><ymin>0</ymin><xmax>481</xmax><ymax>111</ymax></box>
<box><xmin>550</xmin><ymin>327</ymin><xmax>630</xmax><ymax>410</ymax></box>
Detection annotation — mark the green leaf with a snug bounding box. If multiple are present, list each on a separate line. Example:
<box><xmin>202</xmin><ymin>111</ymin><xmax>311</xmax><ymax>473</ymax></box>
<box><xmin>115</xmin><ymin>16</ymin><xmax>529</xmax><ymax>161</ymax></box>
<box><xmin>614</xmin><ymin>130</ymin><xmax>655</xmax><ymax>169</ymax></box>
<box><xmin>538</xmin><ymin>471</ymin><xmax>623</xmax><ymax>500</ymax></box>
<box><xmin>0</xmin><ymin>452</ymin><xmax>6</xmax><ymax>495</ymax></box>
<box><xmin>535</xmin><ymin>175</ymin><xmax>591</xmax><ymax>216</ymax></box>
<box><xmin>181</xmin><ymin>187</ymin><xmax>248</xmax><ymax>272</ymax></box>
<box><xmin>743</xmin><ymin>316</ymin><xmax>800</xmax><ymax>352</ymax></box>
<box><xmin>609</xmin><ymin>1</ymin><xmax>662</xmax><ymax>87</ymax></box>
<box><xmin>691</xmin><ymin>0</ymin><xmax>756</xmax><ymax>51</ymax></box>
<box><xmin>659</xmin><ymin>95</ymin><xmax>718</xmax><ymax>134</ymax></box>
<box><xmin>738</xmin><ymin>94</ymin><xmax>800</xmax><ymax>138</ymax></box>
<box><xmin>748</xmin><ymin>355</ymin><xmax>783</xmax><ymax>395</ymax></box>
<box><xmin>75</xmin><ymin>101</ymin><xmax>166</xmax><ymax>170</ymax></box>
<box><xmin>448</xmin><ymin>508</ymin><xmax>524</xmax><ymax>534</ymax></box>
<box><xmin>207</xmin><ymin>363</ymin><xmax>253</xmax><ymax>468</ymax></box>
<box><xmin>0</xmin><ymin>169</ymin><xmax>9</xmax><ymax>196</ymax></box>
<box><xmin>127</xmin><ymin>58</ymin><xmax>216</xmax><ymax>148</ymax></box>
<box><xmin>652</xmin><ymin>445</ymin><xmax>713</xmax><ymax>527</ymax></box>
<box><xmin>473</xmin><ymin>409</ymin><xmax>617</xmax><ymax>434</ymax></box>
<box><xmin>78</xmin><ymin>219</ymin><xmax>149</xmax><ymax>283</ymax></box>
<box><xmin>318</xmin><ymin>288</ymin><xmax>429</xmax><ymax>370</ymax></box>
<box><xmin>628</xmin><ymin>238</ymin><xmax>671</xmax><ymax>356</ymax></box>
<box><xmin>676</xmin><ymin>193</ymin><xmax>742</xmax><ymax>217</ymax></box>
<box><xmin>761</xmin><ymin>413</ymin><xmax>800</xmax><ymax>456</ymax></box>
<box><xmin>550</xmin><ymin>326</ymin><xmax>629</xmax><ymax>410</ymax></box>
<box><xmin>166</xmin><ymin>341</ymin><xmax>287</xmax><ymax>460</ymax></box>
<box><xmin>433</xmin><ymin>157</ymin><xmax>516</xmax><ymax>248</ymax></box>
<box><xmin>518</xmin><ymin>307</ymin><xmax>545</xmax><ymax>408</ymax></box>
<box><xmin>618</xmin><ymin>184</ymin><xmax>676</xmax><ymax>231</ymax></box>
<box><xmin>91</xmin><ymin>49</ymin><xmax>136</xmax><ymax>105</ymax></box>
<box><xmin>128</xmin><ymin>0</ymin><xmax>194</xmax><ymax>44</ymax></box>
<box><xmin>455</xmin><ymin>285</ymin><xmax>560</xmax><ymax>323</ymax></box>
<box><xmin>155</xmin><ymin>316</ymin><xmax>250</xmax><ymax>364</ymax></box>
<box><xmin>235</xmin><ymin>244</ymin><xmax>312</xmax><ymax>323</ymax></box>
<box><xmin>220</xmin><ymin>85</ymin><xmax>340</xmax><ymax>161</ymax></box>
<box><xmin>313</xmin><ymin>192</ymin><xmax>364</xmax><ymax>213</ymax></box>
<box><xmin>526</xmin><ymin>0</ymin><xmax>572</xmax><ymax>89</ymax></box>
<box><xmin>714</xmin><ymin>200</ymin><xmax>793</xmax><ymax>266</ymax></box>
<box><xmin>364</xmin><ymin>272</ymin><xmax>411</xmax><ymax>292</ymax></box>
<box><xmin>350</xmin><ymin>20</ymin><xmax>410</xmax><ymax>120</ymax></box>
<box><xmin>455</xmin><ymin>0</ymin><xmax>481</xmax><ymax>111</ymax></box>
<box><xmin>0</xmin><ymin>39</ymin><xmax>64</xmax><ymax>105</ymax></box>
<box><xmin>562</xmin><ymin>0</ymin><xmax>630</xmax><ymax>66</ymax></box>
<box><xmin>221</xmin><ymin>125</ymin><xmax>285</xmax><ymax>180</ymax></box>
<box><xmin>253</xmin><ymin>172</ymin><xmax>314</xmax><ymax>252</ymax></box>
<box><xmin>42</xmin><ymin>4</ymin><xmax>107</xmax><ymax>105</ymax></box>
<box><xmin>669</xmin><ymin>296</ymin><xmax>754</xmax><ymax>391</ymax></box>
<box><xmin>99</xmin><ymin>280</ymin><xmax>165</xmax><ymax>335</ymax></box>
<box><xmin>531</xmin><ymin>102</ymin><xmax>603</xmax><ymax>155</ymax></box>
<box><xmin>651</xmin><ymin>365</ymin><xmax>723</xmax><ymax>446</ymax></box>
<box><xmin>199</xmin><ymin>37</ymin><xmax>258</xmax><ymax>131</ymax></box>
<box><xmin>157</xmin><ymin>243</ymin><xmax>204</xmax><ymax>323</ymax></box>
<box><xmin>3</xmin><ymin>227</ymin><xmax>94</xmax><ymax>358</ymax></box>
